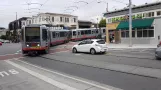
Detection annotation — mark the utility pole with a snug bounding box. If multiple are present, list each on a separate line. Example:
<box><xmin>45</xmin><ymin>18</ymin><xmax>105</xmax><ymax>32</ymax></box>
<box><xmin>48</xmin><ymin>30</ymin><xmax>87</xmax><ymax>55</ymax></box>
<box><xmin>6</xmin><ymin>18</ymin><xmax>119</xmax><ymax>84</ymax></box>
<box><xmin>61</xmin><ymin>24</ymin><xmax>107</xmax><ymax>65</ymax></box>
<box><xmin>97</xmin><ymin>18</ymin><xmax>99</xmax><ymax>29</ymax></box>
<box><xmin>129</xmin><ymin>0</ymin><xmax>132</xmax><ymax>47</ymax></box>
<box><xmin>16</xmin><ymin>12</ymin><xmax>18</xmax><ymax>43</ymax></box>
<box><xmin>106</xmin><ymin>3</ymin><xmax>108</xmax><ymax>12</ymax></box>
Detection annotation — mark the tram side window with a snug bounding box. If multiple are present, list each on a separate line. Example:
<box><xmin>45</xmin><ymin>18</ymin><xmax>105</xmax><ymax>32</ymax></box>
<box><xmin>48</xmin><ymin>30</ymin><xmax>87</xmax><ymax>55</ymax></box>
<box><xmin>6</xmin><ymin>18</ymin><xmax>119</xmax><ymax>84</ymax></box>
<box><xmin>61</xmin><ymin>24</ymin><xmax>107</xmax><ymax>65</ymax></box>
<box><xmin>78</xmin><ymin>31</ymin><xmax>80</xmax><ymax>35</ymax></box>
<box><xmin>60</xmin><ymin>32</ymin><xmax>65</xmax><ymax>37</ymax></box>
<box><xmin>85</xmin><ymin>30</ymin><xmax>88</xmax><ymax>34</ymax></box>
<box><xmin>73</xmin><ymin>31</ymin><xmax>76</xmax><ymax>36</ymax></box>
<box><xmin>103</xmin><ymin>29</ymin><xmax>106</xmax><ymax>33</ymax></box>
<box><xmin>42</xmin><ymin>29</ymin><xmax>47</xmax><ymax>41</ymax></box>
<box><xmin>88</xmin><ymin>30</ymin><xmax>91</xmax><ymax>34</ymax></box>
<box><xmin>96</xmin><ymin>30</ymin><xmax>98</xmax><ymax>33</ymax></box>
<box><xmin>52</xmin><ymin>32</ymin><xmax>55</xmax><ymax>38</ymax></box>
<box><xmin>81</xmin><ymin>31</ymin><xmax>85</xmax><ymax>35</ymax></box>
<box><xmin>92</xmin><ymin>30</ymin><xmax>94</xmax><ymax>34</ymax></box>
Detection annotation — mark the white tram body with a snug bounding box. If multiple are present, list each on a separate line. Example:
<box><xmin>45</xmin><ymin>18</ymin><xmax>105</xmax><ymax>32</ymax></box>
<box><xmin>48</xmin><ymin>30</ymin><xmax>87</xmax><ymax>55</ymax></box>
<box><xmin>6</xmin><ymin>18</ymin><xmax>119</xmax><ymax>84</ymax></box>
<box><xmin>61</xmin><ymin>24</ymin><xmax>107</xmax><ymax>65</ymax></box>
<box><xmin>71</xmin><ymin>28</ymin><xmax>99</xmax><ymax>41</ymax></box>
<box><xmin>49</xmin><ymin>27</ymin><xmax>71</xmax><ymax>46</ymax></box>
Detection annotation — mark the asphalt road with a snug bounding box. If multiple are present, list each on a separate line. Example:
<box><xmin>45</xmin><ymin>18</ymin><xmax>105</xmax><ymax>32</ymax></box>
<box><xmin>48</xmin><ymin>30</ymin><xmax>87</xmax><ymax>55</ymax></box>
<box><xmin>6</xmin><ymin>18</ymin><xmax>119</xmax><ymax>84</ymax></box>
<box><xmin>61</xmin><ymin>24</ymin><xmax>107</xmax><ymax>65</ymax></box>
<box><xmin>46</xmin><ymin>51</ymin><xmax>161</xmax><ymax>69</ymax></box>
<box><xmin>0</xmin><ymin>43</ymin><xmax>21</xmax><ymax>55</ymax></box>
<box><xmin>22</xmin><ymin>55</ymin><xmax>161</xmax><ymax>90</ymax></box>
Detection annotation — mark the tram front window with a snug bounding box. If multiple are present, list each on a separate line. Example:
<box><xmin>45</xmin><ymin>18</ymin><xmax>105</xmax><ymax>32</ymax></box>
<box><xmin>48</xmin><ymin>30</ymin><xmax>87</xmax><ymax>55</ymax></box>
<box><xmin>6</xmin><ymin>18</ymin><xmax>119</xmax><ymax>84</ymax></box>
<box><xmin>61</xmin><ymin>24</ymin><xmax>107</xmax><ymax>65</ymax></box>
<box><xmin>25</xmin><ymin>27</ymin><xmax>40</xmax><ymax>42</ymax></box>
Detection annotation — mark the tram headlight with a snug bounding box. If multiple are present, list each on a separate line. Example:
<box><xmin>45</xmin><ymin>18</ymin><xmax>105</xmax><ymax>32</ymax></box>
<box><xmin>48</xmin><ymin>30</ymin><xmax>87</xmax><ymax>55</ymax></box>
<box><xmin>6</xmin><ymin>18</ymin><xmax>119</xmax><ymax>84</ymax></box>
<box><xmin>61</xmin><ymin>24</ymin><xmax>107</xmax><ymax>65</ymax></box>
<box><xmin>37</xmin><ymin>44</ymin><xmax>40</xmax><ymax>47</ymax></box>
<box><xmin>26</xmin><ymin>44</ymin><xmax>29</xmax><ymax>47</ymax></box>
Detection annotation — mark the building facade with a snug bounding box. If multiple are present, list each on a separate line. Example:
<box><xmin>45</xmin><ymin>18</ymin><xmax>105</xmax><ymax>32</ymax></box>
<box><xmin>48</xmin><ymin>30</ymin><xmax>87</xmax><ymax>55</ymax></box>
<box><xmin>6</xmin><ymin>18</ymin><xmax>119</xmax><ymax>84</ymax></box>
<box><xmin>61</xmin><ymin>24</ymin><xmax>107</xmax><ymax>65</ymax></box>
<box><xmin>104</xmin><ymin>2</ymin><xmax>161</xmax><ymax>45</ymax></box>
<box><xmin>23</xmin><ymin>13</ymin><xmax>79</xmax><ymax>29</ymax></box>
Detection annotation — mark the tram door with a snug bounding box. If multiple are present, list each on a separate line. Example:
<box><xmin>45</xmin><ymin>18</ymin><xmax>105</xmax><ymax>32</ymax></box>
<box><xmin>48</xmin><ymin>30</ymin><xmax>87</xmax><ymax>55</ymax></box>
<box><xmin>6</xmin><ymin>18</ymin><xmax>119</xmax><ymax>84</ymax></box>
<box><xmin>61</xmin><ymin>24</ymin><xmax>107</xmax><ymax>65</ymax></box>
<box><xmin>77</xmin><ymin>30</ymin><xmax>81</xmax><ymax>40</ymax></box>
<box><xmin>41</xmin><ymin>28</ymin><xmax>49</xmax><ymax>47</ymax></box>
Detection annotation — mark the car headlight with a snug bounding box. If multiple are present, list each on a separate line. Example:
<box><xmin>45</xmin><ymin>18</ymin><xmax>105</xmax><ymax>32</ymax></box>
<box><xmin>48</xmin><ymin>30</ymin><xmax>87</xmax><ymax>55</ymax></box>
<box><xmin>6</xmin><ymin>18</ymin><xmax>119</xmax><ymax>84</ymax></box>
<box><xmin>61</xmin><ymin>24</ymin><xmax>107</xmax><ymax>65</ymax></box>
<box><xmin>26</xmin><ymin>44</ymin><xmax>29</xmax><ymax>47</ymax></box>
<box><xmin>37</xmin><ymin>44</ymin><xmax>40</xmax><ymax>47</ymax></box>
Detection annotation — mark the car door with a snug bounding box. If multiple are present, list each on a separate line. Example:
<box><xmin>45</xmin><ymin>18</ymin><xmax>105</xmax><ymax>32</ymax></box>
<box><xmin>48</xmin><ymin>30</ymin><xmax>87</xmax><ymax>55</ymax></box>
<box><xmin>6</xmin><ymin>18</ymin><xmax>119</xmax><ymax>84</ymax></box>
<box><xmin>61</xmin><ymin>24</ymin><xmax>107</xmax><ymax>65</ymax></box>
<box><xmin>84</xmin><ymin>40</ymin><xmax>93</xmax><ymax>52</ymax></box>
<box><xmin>77</xmin><ymin>41</ymin><xmax>87</xmax><ymax>52</ymax></box>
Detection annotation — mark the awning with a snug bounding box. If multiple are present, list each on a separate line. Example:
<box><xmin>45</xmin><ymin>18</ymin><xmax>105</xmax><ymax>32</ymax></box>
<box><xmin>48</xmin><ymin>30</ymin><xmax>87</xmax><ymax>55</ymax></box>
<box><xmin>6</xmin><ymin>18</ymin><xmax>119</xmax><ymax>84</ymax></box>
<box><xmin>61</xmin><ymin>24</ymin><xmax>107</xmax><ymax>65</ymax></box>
<box><xmin>116</xmin><ymin>18</ymin><xmax>154</xmax><ymax>30</ymax></box>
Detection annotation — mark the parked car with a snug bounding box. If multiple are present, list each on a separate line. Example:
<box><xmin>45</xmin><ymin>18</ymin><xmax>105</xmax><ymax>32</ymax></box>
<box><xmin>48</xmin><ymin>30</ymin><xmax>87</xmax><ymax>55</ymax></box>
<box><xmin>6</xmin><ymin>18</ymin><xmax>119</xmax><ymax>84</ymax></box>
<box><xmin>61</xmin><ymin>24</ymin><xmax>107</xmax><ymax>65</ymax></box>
<box><xmin>157</xmin><ymin>41</ymin><xmax>161</xmax><ymax>47</ymax></box>
<box><xmin>4</xmin><ymin>40</ymin><xmax>10</xmax><ymax>43</ymax></box>
<box><xmin>72</xmin><ymin>39</ymin><xmax>108</xmax><ymax>54</ymax></box>
<box><xmin>0</xmin><ymin>39</ymin><xmax>4</xmax><ymax>43</ymax></box>
<box><xmin>155</xmin><ymin>46</ymin><xmax>161</xmax><ymax>60</ymax></box>
<box><xmin>0</xmin><ymin>42</ymin><xmax>2</xmax><ymax>46</ymax></box>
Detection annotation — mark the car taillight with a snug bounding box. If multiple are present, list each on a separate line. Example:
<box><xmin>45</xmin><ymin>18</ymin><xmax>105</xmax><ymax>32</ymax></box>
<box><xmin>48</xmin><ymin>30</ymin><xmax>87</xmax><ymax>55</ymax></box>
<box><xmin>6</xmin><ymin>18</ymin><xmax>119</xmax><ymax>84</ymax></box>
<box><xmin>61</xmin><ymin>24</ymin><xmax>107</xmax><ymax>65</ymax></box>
<box><xmin>160</xmin><ymin>41</ymin><xmax>161</xmax><ymax>45</ymax></box>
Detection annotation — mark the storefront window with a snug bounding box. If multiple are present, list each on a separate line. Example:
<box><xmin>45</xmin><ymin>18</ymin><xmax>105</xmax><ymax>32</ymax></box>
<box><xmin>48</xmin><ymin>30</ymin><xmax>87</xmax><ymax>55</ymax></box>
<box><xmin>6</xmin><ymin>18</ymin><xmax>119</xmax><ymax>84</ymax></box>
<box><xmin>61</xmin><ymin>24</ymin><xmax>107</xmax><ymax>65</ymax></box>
<box><xmin>126</xmin><ymin>31</ymin><xmax>129</xmax><ymax>37</ymax></box>
<box><xmin>121</xmin><ymin>31</ymin><xmax>126</xmax><ymax>38</ymax></box>
<box><xmin>143</xmin><ymin>30</ymin><xmax>148</xmax><ymax>37</ymax></box>
<box><xmin>137</xmin><ymin>30</ymin><xmax>142</xmax><ymax>37</ymax></box>
<box><xmin>148</xmin><ymin>30</ymin><xmax>154</xmax><ymax>37</ymax></box>
<box><xmin>132</xmin><ymin>31</ymin><xmax>135</xmax><ymax>37</ymax></box>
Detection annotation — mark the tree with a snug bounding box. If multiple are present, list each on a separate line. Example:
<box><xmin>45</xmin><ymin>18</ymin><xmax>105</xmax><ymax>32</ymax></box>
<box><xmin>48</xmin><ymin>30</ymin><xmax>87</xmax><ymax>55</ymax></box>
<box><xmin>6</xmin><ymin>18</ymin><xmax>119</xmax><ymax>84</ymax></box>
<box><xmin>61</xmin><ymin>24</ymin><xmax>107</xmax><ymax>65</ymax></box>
<box><xmin>0</xmin><ymin>35</ymin><xmax>7</xmax><ymax>40</ymax></box>
<box><xmin>99</xmin><ymin>19</ymin><xmax>106</xmax><ymax>27</ymax></box>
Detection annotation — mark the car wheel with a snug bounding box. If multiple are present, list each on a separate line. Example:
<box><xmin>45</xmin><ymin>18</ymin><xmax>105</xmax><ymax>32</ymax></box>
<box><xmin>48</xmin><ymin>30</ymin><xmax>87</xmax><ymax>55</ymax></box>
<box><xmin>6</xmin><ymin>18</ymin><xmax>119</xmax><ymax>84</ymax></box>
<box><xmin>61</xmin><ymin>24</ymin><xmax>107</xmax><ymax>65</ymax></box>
<box><xmin>90</xmin><ymin>48</ymin><xmax>96</xmax><ymax>55</ymax></box>
<box><xmin>72</xmin><ymin>48</ymin><xmax>77</xmax><ymax>53</ymax></box>
<box><xmin>102</xmin><ymin>52</ymin><xmax>106</xmax><ymax>54</ymax></box>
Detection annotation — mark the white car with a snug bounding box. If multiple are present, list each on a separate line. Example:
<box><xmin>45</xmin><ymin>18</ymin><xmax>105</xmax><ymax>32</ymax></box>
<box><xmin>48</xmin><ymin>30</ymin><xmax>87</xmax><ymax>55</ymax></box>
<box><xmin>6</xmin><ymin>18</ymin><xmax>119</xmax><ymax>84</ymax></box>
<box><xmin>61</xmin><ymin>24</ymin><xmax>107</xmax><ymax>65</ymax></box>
<box><xmin>4</xmin><ymin>40</ymin><xmax>10</xmax><ymax>43</ymax></box>
<box><xmin>72</xmin><ymin>39</ymin><xmax>108</xmax><ymax>54</ymax></box>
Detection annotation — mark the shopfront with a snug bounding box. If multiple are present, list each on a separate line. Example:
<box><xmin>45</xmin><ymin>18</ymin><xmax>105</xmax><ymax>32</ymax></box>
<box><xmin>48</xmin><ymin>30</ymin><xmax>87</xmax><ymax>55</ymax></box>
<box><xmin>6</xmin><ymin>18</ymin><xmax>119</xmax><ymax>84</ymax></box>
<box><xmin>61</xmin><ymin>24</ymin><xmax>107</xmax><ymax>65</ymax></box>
<box><xmin>106</xmin><ymin>22</ymin><xmax>120</xmax><ymax>43</ymax></box>
<box><xmin>114</xmin><ymin>18</ymin><xmax>161</xmax><ymax>44</ymax></box>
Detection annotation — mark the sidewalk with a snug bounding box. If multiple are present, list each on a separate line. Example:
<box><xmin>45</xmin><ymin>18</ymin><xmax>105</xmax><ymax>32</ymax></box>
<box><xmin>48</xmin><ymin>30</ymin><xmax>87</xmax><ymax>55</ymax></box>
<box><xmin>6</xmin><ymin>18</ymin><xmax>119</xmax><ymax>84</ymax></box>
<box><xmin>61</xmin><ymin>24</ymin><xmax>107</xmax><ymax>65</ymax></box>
<box><xmin>107</xmin><ymin>44</ymin><xmax>157</xmax><ymax>49</ymax></box>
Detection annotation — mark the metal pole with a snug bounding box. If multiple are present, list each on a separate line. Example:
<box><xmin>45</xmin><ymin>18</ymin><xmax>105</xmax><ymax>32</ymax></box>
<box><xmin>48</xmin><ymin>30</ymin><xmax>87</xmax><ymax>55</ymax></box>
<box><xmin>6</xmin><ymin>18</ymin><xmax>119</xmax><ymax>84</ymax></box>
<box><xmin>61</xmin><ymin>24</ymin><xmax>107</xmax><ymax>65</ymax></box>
<box><xmin>129</xmin><ymin>0</ymin><xmax>132</xmax><ymax>47</ymax></box>
<box><xmin>97</xmin><ymin>18</ymin><xmax>99</xmax><ymax>29</ymax></box>
<box><xmin>106</xmin><ymin>3</ymin><xmax>108</xmax><ymax>12</ymax></box>
<box><xmin>16</xmin><ymin>12</ymin><xmax>17</xmax><ymax>43</ymax></box>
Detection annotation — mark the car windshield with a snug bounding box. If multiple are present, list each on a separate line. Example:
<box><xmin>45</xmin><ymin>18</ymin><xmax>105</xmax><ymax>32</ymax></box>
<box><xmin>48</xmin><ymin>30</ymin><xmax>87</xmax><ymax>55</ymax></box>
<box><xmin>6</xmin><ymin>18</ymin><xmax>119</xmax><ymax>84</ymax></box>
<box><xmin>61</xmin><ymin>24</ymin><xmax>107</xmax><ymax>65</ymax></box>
<box><xmin>96</xmin><ymin>40</ymin><xmax>105</xmax><ymax>44</ymax></box>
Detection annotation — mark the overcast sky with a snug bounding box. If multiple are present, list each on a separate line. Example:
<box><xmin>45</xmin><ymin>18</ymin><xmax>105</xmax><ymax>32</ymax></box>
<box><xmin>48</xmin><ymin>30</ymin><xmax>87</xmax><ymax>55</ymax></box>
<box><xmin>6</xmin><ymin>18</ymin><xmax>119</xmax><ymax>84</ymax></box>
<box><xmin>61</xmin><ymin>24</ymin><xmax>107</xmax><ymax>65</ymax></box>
<box><xmin>0</xmin><ymin>0</ymin><xmax>160</xmax><ymax>28</ymax></box>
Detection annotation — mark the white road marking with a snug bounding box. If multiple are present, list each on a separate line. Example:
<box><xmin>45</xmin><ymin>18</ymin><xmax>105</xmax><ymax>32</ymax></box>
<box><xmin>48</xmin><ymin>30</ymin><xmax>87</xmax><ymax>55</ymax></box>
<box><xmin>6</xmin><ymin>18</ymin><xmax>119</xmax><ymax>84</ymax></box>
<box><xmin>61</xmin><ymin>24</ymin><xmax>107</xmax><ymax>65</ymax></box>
<box><xmin>12</xmin><ymin>59</ymin><xmax>113</xmax><ymax>90</ymax></box>
<box><xmin>0</xmin><ymin>53</ymin><xmax>21</xmax><ymax>57</ymax></box>
<box><xmin>17</xmin><ymin>50</ymin><xmax>21</xmax><ymax>53</ymax></box>
<box><xmin>6</xmin><ymin>60</ymin><xmax>78</xmax><ymax>90</ymax></box>
<box><xmin>0</xmin><ymin>71</ymin><xmax>9</xmax><ymax>77</ymax></box>
<box><xmin>0</xmin><ymin>69</ymin><xmax>19</xmax><ymax>77</ymax></box>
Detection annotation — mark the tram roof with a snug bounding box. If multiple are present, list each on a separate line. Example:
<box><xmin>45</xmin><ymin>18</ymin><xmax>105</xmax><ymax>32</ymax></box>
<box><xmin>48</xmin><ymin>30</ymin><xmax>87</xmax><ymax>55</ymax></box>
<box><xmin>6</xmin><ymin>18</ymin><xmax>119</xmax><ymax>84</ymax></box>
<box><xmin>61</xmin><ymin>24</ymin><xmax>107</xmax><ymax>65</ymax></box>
<box><xmin>25</xmin><ymin>24</ymin><xmax>45</xmax><ymax>27</ymax></box>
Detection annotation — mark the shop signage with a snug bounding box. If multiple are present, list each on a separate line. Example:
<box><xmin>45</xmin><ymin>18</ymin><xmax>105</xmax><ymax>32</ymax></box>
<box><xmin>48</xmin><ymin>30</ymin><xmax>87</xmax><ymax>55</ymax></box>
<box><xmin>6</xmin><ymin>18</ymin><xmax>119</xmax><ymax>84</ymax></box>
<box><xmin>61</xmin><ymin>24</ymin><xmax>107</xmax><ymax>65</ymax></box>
<box><xmin>112</xmin><ymin>14</ymin><xmax>143</xmax><ymax>23</ymax></box>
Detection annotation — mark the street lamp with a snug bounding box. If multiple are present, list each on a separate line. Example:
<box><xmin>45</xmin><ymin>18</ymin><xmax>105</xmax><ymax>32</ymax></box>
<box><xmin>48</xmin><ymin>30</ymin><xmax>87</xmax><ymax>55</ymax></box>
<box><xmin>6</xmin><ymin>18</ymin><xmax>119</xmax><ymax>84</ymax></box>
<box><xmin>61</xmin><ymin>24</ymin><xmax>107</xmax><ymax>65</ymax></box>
<box><xmin>129</xmin><ymin>0</ymin><xmax>132</xmax><ymax>47</ymax></box>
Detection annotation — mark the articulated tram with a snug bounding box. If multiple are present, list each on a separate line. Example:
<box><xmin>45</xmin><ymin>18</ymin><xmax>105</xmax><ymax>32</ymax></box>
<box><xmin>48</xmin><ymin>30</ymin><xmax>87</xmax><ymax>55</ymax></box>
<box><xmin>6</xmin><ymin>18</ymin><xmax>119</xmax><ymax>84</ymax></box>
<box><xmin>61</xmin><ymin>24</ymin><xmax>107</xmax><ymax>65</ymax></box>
<box><xmin>21</xmin><ymin>24</ymin><xmax>106</xmax><ymax>55</ymax></box>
